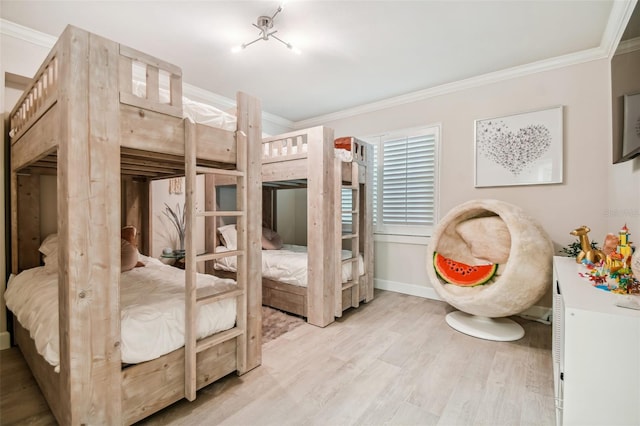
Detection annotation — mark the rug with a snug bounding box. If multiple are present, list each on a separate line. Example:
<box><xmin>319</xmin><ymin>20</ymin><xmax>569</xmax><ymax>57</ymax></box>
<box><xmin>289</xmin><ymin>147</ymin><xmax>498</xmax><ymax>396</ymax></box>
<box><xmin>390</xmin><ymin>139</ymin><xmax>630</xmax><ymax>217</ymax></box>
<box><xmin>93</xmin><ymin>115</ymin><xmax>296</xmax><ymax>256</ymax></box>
<box><xmin>262</xmin><ymin>306</ymin><xmax>305</xmax><ymax>343</ymax></box>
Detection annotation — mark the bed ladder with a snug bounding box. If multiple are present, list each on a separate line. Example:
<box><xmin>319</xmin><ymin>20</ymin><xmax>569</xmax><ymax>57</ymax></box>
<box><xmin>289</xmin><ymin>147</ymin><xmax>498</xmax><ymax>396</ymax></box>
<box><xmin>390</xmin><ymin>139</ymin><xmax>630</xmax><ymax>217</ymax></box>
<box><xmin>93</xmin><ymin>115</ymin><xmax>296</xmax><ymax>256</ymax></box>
<box><xmin>337</xmin><ymin>161</ymin><xmax>361</xmax><ymax>317</ymax></box>
<box><xmin>183</xmin><ymin>119</ymin><xmax>248</xmax><ymax>402</ymax></box>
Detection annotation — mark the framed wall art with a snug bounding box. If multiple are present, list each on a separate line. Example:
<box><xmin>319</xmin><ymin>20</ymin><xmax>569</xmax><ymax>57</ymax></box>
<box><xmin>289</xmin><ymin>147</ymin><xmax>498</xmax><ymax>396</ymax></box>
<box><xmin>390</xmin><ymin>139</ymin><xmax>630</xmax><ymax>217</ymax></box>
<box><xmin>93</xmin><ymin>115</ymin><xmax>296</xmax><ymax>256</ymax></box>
<box><xmin>474</xmin><ymin>106</ymin><xmax>563</xmax><ymax>187</ymax></box>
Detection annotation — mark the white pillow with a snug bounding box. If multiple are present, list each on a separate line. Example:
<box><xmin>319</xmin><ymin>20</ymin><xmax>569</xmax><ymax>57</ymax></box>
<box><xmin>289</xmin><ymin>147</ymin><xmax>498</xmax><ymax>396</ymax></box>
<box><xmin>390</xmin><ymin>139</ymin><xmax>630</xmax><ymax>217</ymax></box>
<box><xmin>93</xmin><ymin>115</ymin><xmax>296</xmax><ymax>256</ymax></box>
<box><xmin>39</xmin><ymin>234</ymin><xmax>58</xmax><ymax>256</ymax></box>
<box><xmin>218</xmin><ymin>224</ymin><xmax>237</xmax><ymax>250</ymax></box>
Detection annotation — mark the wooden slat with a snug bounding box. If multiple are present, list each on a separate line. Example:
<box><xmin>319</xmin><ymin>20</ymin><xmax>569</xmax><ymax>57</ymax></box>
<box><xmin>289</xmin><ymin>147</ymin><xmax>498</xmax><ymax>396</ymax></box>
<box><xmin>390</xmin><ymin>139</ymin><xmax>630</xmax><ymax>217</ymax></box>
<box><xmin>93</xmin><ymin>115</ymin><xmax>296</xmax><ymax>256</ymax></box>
<box><xmin>195</xmin><ymin>327</ymin><xmax>244</xmax><ymax>353</ymax></box>
<box><xmin>13</xmin><ymin>319</ymin><xmax>63</xmax><ymax>424</ymax></box>
<box><xmin>196</xmin><ymin>249</ymin><xmax>243</xmax><ymax>262</ymax></box>
<box><xmin>196</xmin><ymin>166</ymin><xmax>244</xmax><ymax>176</ymax></box>
<box><xmin>196</xmin><ymin>287</ymin><xmax>243</xmax><ymax>307</ymax></box>
<box><xmin>122</xmin><ymin>339</ymin><xmax>236</xmax><ymax>425</ymax></box>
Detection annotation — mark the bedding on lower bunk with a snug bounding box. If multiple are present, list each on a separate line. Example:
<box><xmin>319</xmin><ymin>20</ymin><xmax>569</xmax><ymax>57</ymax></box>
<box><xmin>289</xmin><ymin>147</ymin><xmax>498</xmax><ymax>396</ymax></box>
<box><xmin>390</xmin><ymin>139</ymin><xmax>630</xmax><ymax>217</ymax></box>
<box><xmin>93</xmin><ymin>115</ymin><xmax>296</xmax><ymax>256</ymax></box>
<box><xmin>5</xmin><ymin>255</ymin><xmax>237</xmax><ymax>372</ymax></box>
<box><xmin>214</xmin><ymin>244</ymin><xmax>364</xmax><ymax>287</ymax></box>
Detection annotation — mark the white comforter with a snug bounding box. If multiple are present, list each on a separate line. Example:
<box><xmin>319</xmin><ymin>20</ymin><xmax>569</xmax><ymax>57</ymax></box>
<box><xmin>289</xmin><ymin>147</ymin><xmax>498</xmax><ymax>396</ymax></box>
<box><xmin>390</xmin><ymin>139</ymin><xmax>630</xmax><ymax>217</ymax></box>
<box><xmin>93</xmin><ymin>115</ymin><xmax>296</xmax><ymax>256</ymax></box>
<box><xmin>215</xmin><ymin>244</ymin><xmax>364</xmax><ymax>287</ymax></box>
<box><xmin>4</xmin><ymin>256</ymin><xmax>237</xmax><ymax>371</ymax></box>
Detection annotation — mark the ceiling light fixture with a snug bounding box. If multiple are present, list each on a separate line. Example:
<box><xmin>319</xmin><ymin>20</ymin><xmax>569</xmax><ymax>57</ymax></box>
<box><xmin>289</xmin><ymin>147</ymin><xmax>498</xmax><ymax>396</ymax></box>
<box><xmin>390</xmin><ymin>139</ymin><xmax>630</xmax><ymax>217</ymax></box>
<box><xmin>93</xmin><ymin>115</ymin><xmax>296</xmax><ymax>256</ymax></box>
<box><xmin>231</xmin><ymin>4</ymin><xmax>300</xmax><ymax>54</ymax></box>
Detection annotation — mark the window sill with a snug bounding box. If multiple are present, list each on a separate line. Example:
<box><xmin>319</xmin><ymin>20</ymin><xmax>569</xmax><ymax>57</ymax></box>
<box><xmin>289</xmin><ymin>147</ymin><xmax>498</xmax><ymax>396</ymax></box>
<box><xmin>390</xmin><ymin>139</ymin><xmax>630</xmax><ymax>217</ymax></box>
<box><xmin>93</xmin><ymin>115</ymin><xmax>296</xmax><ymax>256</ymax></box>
<box><xmin>374</xmin><ymin>233</ymin><xmax>430</xmax><ymax>245</ymax></box>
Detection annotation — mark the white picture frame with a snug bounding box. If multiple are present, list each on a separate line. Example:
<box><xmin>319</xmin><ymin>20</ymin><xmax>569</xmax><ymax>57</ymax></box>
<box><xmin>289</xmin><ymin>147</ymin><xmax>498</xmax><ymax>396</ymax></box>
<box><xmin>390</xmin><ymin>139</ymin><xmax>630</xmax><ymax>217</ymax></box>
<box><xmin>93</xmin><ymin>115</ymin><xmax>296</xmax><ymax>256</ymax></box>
<box><xmin>474</xmin><ymin>106</ymin><xmax>563</xmax><ymax>187</ymax></box>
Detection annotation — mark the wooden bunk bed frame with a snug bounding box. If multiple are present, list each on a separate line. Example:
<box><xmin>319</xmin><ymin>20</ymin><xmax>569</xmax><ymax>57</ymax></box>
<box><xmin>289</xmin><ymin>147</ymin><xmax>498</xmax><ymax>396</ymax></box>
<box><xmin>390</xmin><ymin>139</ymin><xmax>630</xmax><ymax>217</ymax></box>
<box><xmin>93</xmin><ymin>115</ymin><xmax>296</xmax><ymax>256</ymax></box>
<box><xmin>8</xmin><ymin>26</ymin><xmax>263</xmax><ymax>425</ymax></box>
<box><xmin>216</xmin><ymin>128</ymin><xmax>374</xmax><ymax>327</ymax></box>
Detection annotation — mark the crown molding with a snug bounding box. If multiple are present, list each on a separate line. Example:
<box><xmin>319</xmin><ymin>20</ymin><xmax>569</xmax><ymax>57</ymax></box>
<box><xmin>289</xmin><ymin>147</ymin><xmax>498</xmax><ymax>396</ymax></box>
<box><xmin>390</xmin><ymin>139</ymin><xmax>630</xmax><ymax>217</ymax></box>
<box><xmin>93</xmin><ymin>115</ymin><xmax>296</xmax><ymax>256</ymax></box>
<box><xmin>0</xmin><ymin>19</ymin><xmax>56</xmax><ymax>48</ymax></box>
<box><xmin>293</xmin><ymin>0</ymin><xmax>637</xmax><ymax>129</ymax></box>
<box><xmin>615</xmin><ymin>37</ymin><xmax>640</xmax><ymax>55</ymax></box>
<box><xmin>603</xmin><ymin>0</ymin><xmax>638</xmax><ymax>59</ymax></box>
<box><xmin>293</xmin><ymin>46</ymin><xmax>610</xmax><ymax>129</ymax></box>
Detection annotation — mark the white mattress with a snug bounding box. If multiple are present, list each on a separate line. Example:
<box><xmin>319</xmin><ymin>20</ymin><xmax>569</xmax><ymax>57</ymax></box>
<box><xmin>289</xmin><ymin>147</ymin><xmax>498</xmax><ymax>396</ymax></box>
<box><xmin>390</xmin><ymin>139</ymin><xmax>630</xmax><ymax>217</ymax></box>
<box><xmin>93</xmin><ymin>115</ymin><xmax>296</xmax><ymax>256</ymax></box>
<box><xmin>132</xmin><ymin>81</ymin><xmax>237</xmax><ymax>131</ymax></box>
<box><xmin>5</xmin><ymin>256</ymin><xmax>237</xmax><ymax>371</ymax></box>
<box><xmin>214</xmin><ymin>244</ymin><xmax>364</xmax><ymax>287</ymax></box>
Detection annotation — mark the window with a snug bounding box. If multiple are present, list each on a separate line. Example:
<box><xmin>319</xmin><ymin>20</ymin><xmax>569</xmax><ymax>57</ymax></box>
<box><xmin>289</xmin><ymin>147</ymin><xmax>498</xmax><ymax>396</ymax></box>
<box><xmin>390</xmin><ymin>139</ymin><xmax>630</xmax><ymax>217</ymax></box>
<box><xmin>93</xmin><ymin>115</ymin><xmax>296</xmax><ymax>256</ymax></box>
<box><xmin>374</xmin><ymin>126</ymin><xmax>439</xmax><ymax>236</ymax></box>
<box><xmin>341</xmin><ymin>125</ymin><xmax>438</xmax><ymax>237</ymax></box>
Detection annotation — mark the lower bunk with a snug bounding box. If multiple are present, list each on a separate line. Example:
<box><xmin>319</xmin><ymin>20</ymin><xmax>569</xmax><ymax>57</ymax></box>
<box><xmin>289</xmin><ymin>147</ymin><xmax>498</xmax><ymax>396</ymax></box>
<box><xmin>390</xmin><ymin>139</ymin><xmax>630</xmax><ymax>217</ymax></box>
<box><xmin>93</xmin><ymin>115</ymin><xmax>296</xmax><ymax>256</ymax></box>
<box><xmin>14</xmin><ymin>318</ymin><xmax>237</xmax><ymax>425</ymax></box>
<box><xmin>213</xmin><ymin>242</ymin><xmax>371</xmax><ymax>320</ymax></box>
<box><xmin>6</xmin><ymin>252</ymin><xmax>247</xmax><ymax>425</ymax></box>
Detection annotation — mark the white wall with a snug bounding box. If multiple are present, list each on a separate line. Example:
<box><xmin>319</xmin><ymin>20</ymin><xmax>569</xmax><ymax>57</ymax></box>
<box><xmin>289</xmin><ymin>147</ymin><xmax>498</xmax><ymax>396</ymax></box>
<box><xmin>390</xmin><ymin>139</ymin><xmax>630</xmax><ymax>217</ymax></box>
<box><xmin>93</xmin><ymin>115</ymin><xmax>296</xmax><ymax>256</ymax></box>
<box><xmin>609</xmin><ymin>47</ymin><xmax>640</xmax><ymax>235</ymax></box>
<box><xmin>319</xmin><ymin>58</ymin><xmax>625</xmax><ymax>309</ymax></box>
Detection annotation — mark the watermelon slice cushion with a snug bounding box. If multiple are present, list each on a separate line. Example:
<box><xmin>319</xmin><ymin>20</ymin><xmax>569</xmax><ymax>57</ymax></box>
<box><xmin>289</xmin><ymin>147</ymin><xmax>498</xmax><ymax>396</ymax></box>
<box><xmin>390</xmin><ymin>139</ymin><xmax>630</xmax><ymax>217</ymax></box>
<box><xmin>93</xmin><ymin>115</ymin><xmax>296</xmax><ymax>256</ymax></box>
<box><xmin>433</xmin><ymin>252</ymin><xmax>498</xmax><ymax>287</ymax></box>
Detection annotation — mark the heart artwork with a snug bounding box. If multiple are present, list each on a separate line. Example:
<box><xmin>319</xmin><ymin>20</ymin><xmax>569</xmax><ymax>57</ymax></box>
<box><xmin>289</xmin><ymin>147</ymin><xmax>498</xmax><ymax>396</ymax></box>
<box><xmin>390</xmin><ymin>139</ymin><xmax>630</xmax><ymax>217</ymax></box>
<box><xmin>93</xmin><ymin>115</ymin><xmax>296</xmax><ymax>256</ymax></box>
<box><xmin>477</xmin><ymin>120</ymin><xmax>551</xmax><ymax>175</ymax></box>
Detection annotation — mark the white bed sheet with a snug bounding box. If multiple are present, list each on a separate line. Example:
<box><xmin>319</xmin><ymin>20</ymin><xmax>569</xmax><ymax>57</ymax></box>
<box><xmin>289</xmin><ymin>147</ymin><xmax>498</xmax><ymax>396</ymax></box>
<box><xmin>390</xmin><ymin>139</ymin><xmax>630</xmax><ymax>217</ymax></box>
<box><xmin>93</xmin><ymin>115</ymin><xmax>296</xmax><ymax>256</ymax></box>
<box><xmin>133</xmin><ymin>81</ymin><xmax>237</xmax><ymax>131</ymax></box>
<box><xmin>5</xmin><ymin>255</ymin><xmax>237</xmax><ymax>371</ymax></box>
<box><xmin>214</xmin><ymin>244</ymin><xmax>364</xmax><ymax>287</ymax></box>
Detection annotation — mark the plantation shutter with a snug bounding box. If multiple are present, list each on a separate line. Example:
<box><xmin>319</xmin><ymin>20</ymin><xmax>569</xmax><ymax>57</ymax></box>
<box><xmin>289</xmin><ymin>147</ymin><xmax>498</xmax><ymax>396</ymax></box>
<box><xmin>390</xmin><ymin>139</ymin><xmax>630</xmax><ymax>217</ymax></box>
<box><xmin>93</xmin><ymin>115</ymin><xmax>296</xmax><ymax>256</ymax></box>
<box><xmin>381</xmin><ymin>133</ymin><xmax>435</xmax><ymax>226</ymax></box>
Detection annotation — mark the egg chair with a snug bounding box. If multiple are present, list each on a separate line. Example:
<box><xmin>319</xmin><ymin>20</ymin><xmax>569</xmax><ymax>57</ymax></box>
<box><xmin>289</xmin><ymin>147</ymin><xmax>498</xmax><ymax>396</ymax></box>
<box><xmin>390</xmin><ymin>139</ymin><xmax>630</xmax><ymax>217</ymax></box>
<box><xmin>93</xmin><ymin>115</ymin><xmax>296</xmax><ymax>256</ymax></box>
<box><xmin>426</xmin><ymin>199</ymin><xmax>553</xmax><ymax>341</ymax></box>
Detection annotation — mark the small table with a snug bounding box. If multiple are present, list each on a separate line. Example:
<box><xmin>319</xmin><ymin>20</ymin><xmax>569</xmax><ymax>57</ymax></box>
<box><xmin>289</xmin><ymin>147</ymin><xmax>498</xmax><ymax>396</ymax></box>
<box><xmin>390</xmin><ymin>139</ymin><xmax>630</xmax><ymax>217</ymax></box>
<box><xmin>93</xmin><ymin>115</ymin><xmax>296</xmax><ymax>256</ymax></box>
<box><xmin>161</xmin><ymin>251</ymin><xmax>185</xmax><ymax>269</ymax></box>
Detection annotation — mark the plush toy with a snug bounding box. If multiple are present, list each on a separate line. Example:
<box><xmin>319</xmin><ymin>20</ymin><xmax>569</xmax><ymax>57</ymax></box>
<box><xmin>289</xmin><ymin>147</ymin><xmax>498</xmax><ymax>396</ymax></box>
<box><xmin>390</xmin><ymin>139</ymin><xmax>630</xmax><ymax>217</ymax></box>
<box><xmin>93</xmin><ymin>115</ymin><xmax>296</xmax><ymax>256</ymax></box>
<box><xmin>121</xmin><ymin>226</ymin><xmax>145</xmax><ymax>270</ymax></box>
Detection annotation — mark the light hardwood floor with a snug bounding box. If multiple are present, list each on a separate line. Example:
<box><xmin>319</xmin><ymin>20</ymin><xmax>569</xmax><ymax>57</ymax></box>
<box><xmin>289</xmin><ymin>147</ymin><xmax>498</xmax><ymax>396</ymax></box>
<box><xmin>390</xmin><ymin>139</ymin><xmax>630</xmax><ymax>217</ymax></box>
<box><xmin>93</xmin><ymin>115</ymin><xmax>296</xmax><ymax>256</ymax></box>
<box><xmin>0</xmin><ymin>290</ymin><xmax>555</xmax><ymax>425</ymax></box>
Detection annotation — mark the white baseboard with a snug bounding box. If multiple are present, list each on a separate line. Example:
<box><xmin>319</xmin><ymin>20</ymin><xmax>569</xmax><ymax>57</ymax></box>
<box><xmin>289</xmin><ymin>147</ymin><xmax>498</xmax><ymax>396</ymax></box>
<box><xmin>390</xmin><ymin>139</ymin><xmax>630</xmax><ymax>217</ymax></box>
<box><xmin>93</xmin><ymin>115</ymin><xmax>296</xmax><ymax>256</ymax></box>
<box><xmin>374</xmin><ymin>278</ymin><xmax>552</xmax><ymax>324</ymax></box>
<box><xmin>0</xmin><ymin>331</ymin><xmax>11</xmax><ymax>350</ymax></box>
<box><xmin>374</xmin><ymin>278</ymin><xmax>442</xmax><ymax>301</ymax></box>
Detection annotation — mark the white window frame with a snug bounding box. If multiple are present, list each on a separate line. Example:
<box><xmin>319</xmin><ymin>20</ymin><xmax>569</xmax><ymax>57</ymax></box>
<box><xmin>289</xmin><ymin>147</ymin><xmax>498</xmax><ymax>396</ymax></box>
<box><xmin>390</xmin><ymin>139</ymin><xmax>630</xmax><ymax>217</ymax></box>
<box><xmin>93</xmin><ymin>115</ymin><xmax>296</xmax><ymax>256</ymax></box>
<box><xmin>364</xmin><ymin>124</ymin><xmax>440</xmax><ymax>238</ymax></box>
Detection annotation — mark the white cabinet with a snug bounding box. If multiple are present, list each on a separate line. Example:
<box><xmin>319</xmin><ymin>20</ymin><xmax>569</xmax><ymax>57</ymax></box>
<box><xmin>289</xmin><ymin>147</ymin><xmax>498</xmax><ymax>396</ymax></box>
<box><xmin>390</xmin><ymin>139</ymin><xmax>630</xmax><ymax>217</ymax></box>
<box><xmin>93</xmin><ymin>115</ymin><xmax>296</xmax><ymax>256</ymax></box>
<box><xmin>552</xmin><ymin>256</ymin><xmax>640</xmax><ymax>426</ymax></box>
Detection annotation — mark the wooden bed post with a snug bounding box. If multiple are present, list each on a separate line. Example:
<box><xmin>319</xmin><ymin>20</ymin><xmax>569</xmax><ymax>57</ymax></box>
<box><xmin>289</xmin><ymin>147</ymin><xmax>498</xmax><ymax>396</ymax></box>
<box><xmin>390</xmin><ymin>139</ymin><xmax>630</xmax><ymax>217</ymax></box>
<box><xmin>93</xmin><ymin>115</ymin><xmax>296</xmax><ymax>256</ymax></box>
<box><xmin>306</xmin><ymin>126</ymin><xmax>337</xmax><ymax>327</ymax></box>
<box><xmin>361</xmin><ymin>144</ymin><xmax>375</xmax><ymax>302</ymax></box>
<box><xmin>56</xmin><ymin>26</ymin><xmax>122</xmax><ymax>424</ymax></box>
<box><xmin>236</xmin><ymin>92</ymin><xmax>262</xmax><ymax>371</ymax></box>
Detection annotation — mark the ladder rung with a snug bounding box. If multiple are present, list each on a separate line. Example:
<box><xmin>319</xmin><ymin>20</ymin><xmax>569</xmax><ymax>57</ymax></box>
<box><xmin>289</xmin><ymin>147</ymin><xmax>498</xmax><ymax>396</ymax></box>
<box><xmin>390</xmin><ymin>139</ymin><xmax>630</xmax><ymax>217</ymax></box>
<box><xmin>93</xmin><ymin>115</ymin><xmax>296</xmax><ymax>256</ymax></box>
<box><xmin>195</xmin><ymin>327</ymin><xmax>244</xmax><ymax>353</ymax></box>
<box><xmin>197</xmin><ymin>210</ymin><xmax>244</xmax><ymax>218</ymax></box>
<box><xmin>342</xmin><ymin>233</ymin><xmax>358</xmax><ymax>240</ymax></box>
<box><xmin>196</xmin><ymin>250</ymin><xmax>243</xmax><ymax>262</ymax></box>
<box><xmin>342</xmin><ymin>281</ymin><xmax>357</xmax><ymax>290</ymax></box>
<box><xmin>196</xmin><ymin>166</ymin><xmax>244</xmax><ymax>177</ymax></box>
<box><xmin>341</xmin><ymin>257</ymin><xmax>359</xmax><ymax>266</ymax></box>
<box><xmin>196</xmin><ymin>287</ymin><xmax>244</xmax><ymax>307</ymax></box>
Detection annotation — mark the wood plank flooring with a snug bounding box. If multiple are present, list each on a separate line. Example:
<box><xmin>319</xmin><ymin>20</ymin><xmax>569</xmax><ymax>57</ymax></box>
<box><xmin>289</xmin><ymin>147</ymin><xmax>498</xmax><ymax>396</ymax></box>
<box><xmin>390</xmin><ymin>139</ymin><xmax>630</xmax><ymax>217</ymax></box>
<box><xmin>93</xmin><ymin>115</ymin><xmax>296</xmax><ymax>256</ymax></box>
<box><xmin>0</xmin><ymin>290</ymin><xmax>555</xmax><ymax>425</ymax></box>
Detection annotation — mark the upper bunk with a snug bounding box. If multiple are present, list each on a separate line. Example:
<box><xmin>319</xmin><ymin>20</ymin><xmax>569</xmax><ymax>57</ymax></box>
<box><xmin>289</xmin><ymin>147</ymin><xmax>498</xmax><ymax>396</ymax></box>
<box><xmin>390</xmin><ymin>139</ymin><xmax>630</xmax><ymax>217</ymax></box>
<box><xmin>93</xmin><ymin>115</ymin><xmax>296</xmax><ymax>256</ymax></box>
<box><xmin>260</xmin><ymin>127</ymin><xmax>374</xmax><ymax>188</ymax></box>
<box><xmin>8</xmin><ymin>25</ymin><xmax>259</xmax><ymax>180</ymax></box>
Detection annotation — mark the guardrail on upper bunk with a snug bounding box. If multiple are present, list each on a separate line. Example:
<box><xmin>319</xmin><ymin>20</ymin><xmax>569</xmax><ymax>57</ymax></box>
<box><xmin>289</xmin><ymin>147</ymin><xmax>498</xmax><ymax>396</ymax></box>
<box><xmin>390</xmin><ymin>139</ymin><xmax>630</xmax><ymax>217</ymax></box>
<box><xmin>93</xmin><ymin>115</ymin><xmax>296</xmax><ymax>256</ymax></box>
<box><xmin>262</xmin><ymin>129</ymin><xmax>310</xmax><ymax>164</ymax></box>
<box><xmin>9</xmin><ymin>55</ymin><xmax>58</xmax><ymax>143</ymax></box>
<box><xmin>335</xmin><ymin>136</ymin><xmax>370</xmax><ymax>167</ymax></box>
<box><xmin>118</xmin><ymin>44</ymin><xmax>183</xmax><ymax>118</ymax></box>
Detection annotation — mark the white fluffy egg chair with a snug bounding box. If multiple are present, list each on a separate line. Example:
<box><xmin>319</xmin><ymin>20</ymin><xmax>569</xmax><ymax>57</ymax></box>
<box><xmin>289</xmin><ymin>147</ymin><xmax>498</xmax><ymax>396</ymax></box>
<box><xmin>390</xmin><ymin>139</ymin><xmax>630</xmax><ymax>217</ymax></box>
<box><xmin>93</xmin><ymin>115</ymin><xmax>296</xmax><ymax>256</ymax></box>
<box><xmin>426</xmin><ymin>199</ymin><xmax>553</xmax><ymax>341</ymax></box>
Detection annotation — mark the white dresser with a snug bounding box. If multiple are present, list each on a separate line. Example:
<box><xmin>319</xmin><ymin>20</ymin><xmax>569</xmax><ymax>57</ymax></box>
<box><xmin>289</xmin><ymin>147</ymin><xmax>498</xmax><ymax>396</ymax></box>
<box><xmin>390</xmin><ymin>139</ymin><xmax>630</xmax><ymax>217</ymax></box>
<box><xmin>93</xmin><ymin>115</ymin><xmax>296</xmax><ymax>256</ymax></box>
<box><xmin>552</xmin><ymin>256</ymin><xmax>640</xmax><ymax>426</ymax></box>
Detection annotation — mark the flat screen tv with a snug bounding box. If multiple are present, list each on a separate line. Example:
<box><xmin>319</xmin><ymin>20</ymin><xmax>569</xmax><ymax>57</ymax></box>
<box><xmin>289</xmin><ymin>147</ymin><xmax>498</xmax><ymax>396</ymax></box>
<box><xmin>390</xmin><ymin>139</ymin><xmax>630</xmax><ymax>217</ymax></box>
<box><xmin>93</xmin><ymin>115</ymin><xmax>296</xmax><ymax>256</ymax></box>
<box><xmin>620</xmin><ymin>91</ymin><xmax>640</xmax><ymax>162</ymax></box>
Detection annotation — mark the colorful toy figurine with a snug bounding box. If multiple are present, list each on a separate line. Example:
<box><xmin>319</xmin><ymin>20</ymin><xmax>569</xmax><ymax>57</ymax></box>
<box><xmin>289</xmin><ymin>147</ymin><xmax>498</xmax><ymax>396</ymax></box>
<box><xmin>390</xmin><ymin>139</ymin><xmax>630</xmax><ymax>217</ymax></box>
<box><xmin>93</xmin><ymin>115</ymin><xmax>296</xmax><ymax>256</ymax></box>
<box><xmin>570</xmin><ymin>225</ymin><xmax>605</xmax><ymax>265</ymax></box>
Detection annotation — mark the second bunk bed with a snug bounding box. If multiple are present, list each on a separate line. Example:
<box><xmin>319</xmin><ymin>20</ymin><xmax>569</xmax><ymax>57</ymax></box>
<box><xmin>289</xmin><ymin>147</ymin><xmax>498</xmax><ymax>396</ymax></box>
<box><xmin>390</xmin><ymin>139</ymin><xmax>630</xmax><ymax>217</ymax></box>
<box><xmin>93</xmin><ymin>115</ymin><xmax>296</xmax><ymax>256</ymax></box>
<box><xmin>214</xmin><ymin>127</ymin><xmax>375</xmax><ymax>327</ymax></box>
<box><xmin>5</xmin><ymin>25</ymin><xmax>263</xmax><ymax>424</ymax></box>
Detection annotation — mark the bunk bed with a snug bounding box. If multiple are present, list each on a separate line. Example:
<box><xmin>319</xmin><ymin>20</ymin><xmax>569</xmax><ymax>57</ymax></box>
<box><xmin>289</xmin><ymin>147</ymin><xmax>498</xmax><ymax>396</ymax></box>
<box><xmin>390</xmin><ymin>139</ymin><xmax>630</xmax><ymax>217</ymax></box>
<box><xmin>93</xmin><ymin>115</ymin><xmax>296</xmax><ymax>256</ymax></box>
<box><xmin>5</xmin><ymin>26</ymin><xmax>263</xmax><ymax>425</ymax></box>
<box><xmin>214</xmin><ymin>129</ymin><xmax>375</xmax><ymax>327</ymax></box>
